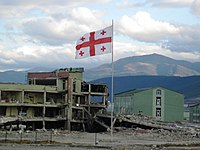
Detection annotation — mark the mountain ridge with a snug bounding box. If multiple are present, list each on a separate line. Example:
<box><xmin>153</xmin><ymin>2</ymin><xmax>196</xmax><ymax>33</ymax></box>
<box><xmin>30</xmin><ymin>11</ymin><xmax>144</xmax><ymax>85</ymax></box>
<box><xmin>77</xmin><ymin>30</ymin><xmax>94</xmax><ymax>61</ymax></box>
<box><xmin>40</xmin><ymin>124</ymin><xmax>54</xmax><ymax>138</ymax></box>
<box><xmin>91</xmin><ymin>75</ymin><xmax>200</xmax><ymax>101</ymax></box>
<box><xmin>0</xmin><ymin>54</ymin><xmax>199</xmax><ymax>102</ymax></box>
<box><xmin>84</xmin><ymin>53</ymin><xmax>200</xmax><ymax>81</ymax></box>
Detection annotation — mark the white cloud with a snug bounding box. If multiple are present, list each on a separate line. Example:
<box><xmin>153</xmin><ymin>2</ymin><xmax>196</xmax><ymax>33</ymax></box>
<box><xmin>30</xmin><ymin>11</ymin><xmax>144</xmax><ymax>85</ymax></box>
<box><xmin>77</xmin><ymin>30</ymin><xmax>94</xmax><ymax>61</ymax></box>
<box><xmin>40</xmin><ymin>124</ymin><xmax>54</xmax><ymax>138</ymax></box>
<box><xmin>0</xmin><ymin>0</ymin><xmax>111</xmax><ymax>18</ymax></box>
<box><xmin>116</xmin><ymin>0</ymin><xmax>145</xmax><ymax>8</ymax></box>
<box><xmin>20</xmin><ymin>7</ymin><xmax>106</xmax><ymax>46</ymax></box>
<box><xmin>113</xmin><ymin>41</ymin><xmax>200</xmax><ymax>63</ymax></box>
<box><xmin>146</xmin><ymin>0</ymin><xmax>193</xmax><ymax>7</ymax></box>
<box><xmin>117</xmin><ymin>0</ymin><xmax>193</xmax><ymax>8</ymax></box>
<box><xmin>22</xmin><ymin>17</ymin><xmax>72</xmax><ymax>45</ymax></box>
<box><xmin>117</xmin><ymin>11</ymin><xmax>179</xmax><ymax>42</ymax></box>
<box><xmin>191</xmin><ymin>0</ymin><xmax>200</xmax><ymax>16</ymax></box>
<box><xmin>117</xmin><ymin>11</ymin><xmax>200</xmax><ymax>52</ymax></box>
<box><xmin>0</xmin><ymin>43</ymin><xmax>77</xmax><ymax>70</ymax></box>
<box><xmin>0</xmin><ymin>0</ymin><xmax>199</xmax><ymax>72</ymax></box>
<box><xmin>70</xmin><ymin>7</ymin><xmax>103</xmax><ymax>28</ymax></box>
<box><xmin>0</xmin><ymin>0</ymin><xmax>111</xmax><ymax>6</ymax></box>
<box><xmin>0</xmin><ymin>2</ymin><xmax>111</xmax><ymax>70</ymax></box>
<box><xmin>0</xmin><ymin>58</ymin><xmax>16</xmax><ymax>64</ymax></box>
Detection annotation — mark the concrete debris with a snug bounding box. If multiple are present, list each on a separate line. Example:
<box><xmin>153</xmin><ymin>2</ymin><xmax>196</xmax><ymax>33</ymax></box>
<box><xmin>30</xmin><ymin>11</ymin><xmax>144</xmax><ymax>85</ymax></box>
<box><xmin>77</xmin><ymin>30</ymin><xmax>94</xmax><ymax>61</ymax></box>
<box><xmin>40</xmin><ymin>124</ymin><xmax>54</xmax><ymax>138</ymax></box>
<box><xmin>1</xmin><ymin>113</ymin><xmax>200</xmax><ymax>148</ymax></box>
<box><xmin>0</xmin><ymin>117</ymin><xmax>18</xmax><ymax>124</ymax></box>
<box><xmin>112</xmin><ymin>114</ymin><xmax>200</xmax><ymax>142</ymax></box>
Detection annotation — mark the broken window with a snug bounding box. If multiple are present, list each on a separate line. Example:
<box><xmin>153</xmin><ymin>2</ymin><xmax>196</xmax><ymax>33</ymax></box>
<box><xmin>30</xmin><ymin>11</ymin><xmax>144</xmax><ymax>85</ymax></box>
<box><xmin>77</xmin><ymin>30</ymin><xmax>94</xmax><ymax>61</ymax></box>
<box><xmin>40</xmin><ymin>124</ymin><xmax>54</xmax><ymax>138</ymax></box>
<box><xmin>81</xmin><ymin>81</ymin><xmax>89</xmax><ymax>92</ymax></box>
<box><xmin>73</xmin><ymin>81</ymin><xmax>76</xmax><ymax>92</ymax></box>
<box><xmin>35</xmin><ymin>79</ymin><xmax>56</xmax><ymax>86</ymax></box>
<box><xmin>156</xmin><ymin>108</ymin><xmax>161</xmax><ymax>117</ymax></box>
<box><xmin>156</xmin><ymin>97</ymin><xmax>161</xmax><ymax>106</ymax></box>
<box><xmin>45</xmin><ymin>108</ymin><xmax>59</xmax><ymax>117</ymax></box>
<box><xmin>0</xmin><ymin>106</ymin><xmax>6</xmax><ymax>116</ymax></box>
<box><xmin>34</xmin><ymin>108</ymin><xmax>43</xmax><ymax>117</ymax></box>
<box><xmin>156</xmin><ymin>89</ymin><xmax>161</xmax><ymax>95</ymax></box>
<box><xmin>18</xmin><ymin>107</ymin><xmax>27</xmax><ymax>116</ymax></box>
<box><xmin>91</xmin><ymin>84</ymin><xmax>106</xmax><ymax>93</ymax></box>
<box><xmin>62</xmin><ymin>80</ymin><xmax>66</xmax><ymax>90</ymax></box>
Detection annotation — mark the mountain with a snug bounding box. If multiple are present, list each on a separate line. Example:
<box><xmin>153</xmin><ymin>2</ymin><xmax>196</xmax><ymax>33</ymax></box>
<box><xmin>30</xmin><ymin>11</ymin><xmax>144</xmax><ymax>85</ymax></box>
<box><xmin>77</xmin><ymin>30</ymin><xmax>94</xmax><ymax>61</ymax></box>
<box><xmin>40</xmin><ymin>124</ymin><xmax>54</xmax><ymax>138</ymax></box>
<box><xmin>91</xmin><ymin>75</ymin><xmax>200</xmax><ymax>102</ymax></box>
<box><xmin>0</xmin><ymin>54</ymin><xmax>199</xmax><ymax>83</ymax></box>
<box><xmin>84</xmin><ymin>53</ymin><xmax>200</xmax><ymax>81</ymax></box>
<box><xmin>0</xmin><ymin>67</ymin><xmax>57</xmax><ymax>83</ymax></box>
<box><xmin>27</xmin><ymin>67</ymin><xmax>55</xmax><ymax>72</ymax></box>
<box><xmin>0</xmin><ymin>59</ymin><xmax>199</xmax><ymax>103</ymax></box>
<box><xmin>0</xmin><ymin>71</ymin><xmax>27</xmax><ymax>83</ymax></box>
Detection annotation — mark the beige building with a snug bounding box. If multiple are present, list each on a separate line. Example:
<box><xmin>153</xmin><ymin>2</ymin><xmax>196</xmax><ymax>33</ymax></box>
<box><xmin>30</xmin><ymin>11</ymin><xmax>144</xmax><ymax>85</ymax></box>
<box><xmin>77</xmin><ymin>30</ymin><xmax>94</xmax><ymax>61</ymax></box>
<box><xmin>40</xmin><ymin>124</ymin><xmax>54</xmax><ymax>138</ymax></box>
<box><xmin>0</xmin><ymin>68</ymin><xmax>108</xmax><ymax>131</ymax></box>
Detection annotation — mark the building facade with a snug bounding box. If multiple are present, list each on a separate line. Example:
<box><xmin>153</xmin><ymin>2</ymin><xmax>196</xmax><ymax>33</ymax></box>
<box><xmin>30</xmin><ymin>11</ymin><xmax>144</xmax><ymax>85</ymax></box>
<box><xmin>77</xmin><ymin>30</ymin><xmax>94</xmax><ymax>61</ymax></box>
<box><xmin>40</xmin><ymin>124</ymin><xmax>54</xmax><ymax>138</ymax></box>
<box><xmin>114</xmin><ymin>87</ymin><xmax>184</xmax><ymax>122</ymax></box>
<box><xmin>189</xmin><ymin>103</ymin><xmax>200</xmax><ymax>123</ymax></box>
<box><xmin>0</xmin><ymin>68</ymin><xmax>108</xmax><ymax>131</ymax></box>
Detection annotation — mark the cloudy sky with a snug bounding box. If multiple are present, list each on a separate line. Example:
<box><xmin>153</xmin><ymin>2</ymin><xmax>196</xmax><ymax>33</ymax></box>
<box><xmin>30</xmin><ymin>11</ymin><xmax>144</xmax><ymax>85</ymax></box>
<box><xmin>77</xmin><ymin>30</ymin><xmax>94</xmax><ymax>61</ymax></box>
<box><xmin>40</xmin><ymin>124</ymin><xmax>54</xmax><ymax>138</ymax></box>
<box><xmin>0</xmin><ymin>0</ymin><xmax>200</xmax><ymax>71</ymax></box>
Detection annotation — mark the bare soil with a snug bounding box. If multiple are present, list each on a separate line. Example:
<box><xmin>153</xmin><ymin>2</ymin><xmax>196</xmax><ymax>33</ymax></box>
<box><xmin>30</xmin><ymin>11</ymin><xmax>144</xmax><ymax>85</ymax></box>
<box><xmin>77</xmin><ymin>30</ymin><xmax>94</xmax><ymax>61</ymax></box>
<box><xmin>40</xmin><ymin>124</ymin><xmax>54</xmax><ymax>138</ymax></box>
<box><xmin>0</xmin><ymin>129</ymin><xmax>200</xmax><ymax>150</ymax></box>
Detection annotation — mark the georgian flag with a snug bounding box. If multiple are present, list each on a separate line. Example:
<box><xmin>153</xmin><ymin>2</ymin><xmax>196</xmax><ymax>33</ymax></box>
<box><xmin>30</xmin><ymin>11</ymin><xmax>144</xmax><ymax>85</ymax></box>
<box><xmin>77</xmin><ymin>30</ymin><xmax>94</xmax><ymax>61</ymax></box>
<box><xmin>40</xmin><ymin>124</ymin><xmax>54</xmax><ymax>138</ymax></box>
<box><xmin>75</xmin><ymin>26</ymin><xmax>112</xmax><ymax>59</ymax></box>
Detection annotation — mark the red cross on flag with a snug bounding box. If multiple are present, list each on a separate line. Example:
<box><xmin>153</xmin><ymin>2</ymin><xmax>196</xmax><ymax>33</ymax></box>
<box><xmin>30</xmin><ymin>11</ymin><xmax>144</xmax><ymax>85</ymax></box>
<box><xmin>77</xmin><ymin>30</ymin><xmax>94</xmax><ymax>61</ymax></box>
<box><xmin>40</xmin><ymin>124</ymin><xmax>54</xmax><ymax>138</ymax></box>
<box><xmin>75</xmin><ymin>26</ymin><xmax>112</xmax><ymax>59</ymax></box>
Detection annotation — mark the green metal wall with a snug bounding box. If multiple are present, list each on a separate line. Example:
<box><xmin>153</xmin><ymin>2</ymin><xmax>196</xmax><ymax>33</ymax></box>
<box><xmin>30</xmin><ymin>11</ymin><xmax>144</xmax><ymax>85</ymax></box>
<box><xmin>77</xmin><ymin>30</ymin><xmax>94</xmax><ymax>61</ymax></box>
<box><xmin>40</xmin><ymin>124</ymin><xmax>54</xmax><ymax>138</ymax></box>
<box><xmin>189</xmin><ymin>104</ymin><xmax>200</xmax><ymax>123</ymax></box>
<box><xmin>133</xmin><ymin>90</ymin><xmax>153</xmax><ymax>116</ymax></box>
<box><xmin>163</xmin><ymin>88</ymin><xmax>184</xmax><ymax>121</ymax></box>
<box><xmin>114</xmin><ymin>87</ymin><xmax>184</xmax><ymax>122</ymax></box>
<box><xmin>114</xmin><ymin>95</ymin><xmax>134</xmax><ymax>114</ymax></box>
<box><xmin>114</xmin><ymin>89</ymin><xmax>153</xmax><ymax>116</ymax></box>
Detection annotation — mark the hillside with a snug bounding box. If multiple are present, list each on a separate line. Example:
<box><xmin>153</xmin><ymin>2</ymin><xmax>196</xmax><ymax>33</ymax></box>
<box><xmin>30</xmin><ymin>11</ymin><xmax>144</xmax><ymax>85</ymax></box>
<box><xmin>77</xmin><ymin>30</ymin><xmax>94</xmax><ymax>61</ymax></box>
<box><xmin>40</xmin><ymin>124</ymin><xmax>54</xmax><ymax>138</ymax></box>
<box><xmin>0</xmin><ymin>53</ymin><xmax>199</xmax><ymax>83</ymax></box>
<box><xmin>84</xmin><ymin>53</ymin><xmax>200</xmax><ymax>81</ymax></box>
<box><xmin>0</xmin><ymin>54</ymin><xmax>199</xmax><ymax>102</ymax></box>
<box><xmin>0</xmin><ymin>71</ymin><xmax>27</xmax><ymax>83</ymax></box>
<box><xmin>91</xmin><ymin>76</ymin><xmax>200</xmax><ymax>101</ymax></box>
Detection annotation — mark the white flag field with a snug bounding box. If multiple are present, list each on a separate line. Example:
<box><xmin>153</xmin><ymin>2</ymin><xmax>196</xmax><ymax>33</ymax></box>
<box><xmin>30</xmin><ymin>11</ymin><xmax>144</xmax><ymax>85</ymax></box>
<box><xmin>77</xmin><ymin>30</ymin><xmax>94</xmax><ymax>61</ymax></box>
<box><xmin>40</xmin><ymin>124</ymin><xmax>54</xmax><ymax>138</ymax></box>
<box><xmin>75</xmin><ymin>26</ymin><xmax>113</xmax><ymax>59</ymax></box>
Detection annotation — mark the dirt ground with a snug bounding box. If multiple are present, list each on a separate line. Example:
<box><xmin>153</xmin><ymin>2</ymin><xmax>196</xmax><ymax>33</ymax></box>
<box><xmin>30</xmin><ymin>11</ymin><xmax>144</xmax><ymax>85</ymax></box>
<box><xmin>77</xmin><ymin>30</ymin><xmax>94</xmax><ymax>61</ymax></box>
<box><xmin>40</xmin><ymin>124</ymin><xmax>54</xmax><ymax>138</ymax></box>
<box><xmin>0</xmin><ymin>128</ymin><xmax>200</xmax><ymax>150</ymax></box>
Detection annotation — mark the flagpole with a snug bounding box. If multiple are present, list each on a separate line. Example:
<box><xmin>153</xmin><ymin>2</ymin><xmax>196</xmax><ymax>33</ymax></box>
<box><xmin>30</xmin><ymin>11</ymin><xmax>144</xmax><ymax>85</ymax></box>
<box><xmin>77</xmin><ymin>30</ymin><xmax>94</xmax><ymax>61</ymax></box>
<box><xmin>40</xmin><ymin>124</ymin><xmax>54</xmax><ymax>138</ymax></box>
<box><xmin>111</xmin><ymin>20</ymin><xmax>114</xmax><ymax>139</ymax></box>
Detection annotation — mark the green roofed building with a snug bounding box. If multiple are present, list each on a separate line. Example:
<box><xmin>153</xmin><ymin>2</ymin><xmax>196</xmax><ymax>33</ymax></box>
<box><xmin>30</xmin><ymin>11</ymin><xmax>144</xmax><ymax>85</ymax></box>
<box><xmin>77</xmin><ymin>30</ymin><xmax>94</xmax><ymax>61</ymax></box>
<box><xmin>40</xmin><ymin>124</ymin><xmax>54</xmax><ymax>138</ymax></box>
<box><xmin>189</xmin><ymin>103</ymin><xmax>200</xmax><ymax>123</ymax></box>
<box><xmin>114</xmin><ymin>87</ymin><xmax>184</xmax><ymax>122</ymax></box>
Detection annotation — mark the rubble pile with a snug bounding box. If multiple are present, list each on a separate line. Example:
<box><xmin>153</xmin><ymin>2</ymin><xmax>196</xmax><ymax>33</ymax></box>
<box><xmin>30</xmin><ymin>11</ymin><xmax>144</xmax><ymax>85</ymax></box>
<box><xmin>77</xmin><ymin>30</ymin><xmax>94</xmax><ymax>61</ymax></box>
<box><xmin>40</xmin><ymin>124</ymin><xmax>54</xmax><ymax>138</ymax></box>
<box><xmin>0</xmin><ymin>117</ymin><xmax>18</xmax><ymax>124</ymax></box>
<box><xmin>113</xmin><ymin>114</ymin><xmax>200</xmax><ymax>142</ymax></box>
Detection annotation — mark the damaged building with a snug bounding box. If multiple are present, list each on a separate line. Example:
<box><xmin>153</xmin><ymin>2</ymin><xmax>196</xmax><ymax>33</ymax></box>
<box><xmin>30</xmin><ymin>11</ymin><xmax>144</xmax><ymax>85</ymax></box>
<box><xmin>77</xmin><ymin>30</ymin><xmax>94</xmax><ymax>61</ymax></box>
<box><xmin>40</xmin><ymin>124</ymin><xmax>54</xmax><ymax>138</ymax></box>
<box><xmin>0</xmin><ymin>68</ymin><xmax>109</xmax><ymax>131</ymax></box>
